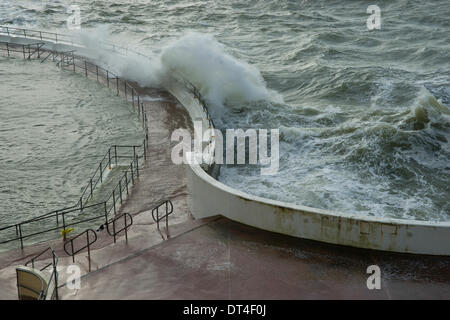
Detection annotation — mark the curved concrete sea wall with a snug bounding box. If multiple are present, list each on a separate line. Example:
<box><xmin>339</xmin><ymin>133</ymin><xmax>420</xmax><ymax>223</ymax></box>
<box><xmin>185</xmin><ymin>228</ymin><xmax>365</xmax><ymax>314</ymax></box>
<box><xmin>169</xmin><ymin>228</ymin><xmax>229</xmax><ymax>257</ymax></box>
<box><xmin>186</xmin><ymin>164</ymin><xmax>450</xmax><ymax>255</ymax></box>
<box><xmin>165</xmin><ymin>76</ymin><xmax>450</xmax><ymax>256</ymax></box>
<box><xmin>2</xmin><ymin>27</ymin><xmax>449</xmax><ymax>255</ymax></box>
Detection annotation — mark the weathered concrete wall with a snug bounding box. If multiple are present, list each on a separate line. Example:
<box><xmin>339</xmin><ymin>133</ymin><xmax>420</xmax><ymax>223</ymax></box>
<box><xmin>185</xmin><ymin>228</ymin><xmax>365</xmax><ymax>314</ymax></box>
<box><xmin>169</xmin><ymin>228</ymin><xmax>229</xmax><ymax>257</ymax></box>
<box><xmin>168</xmin><ymin>75</ymin><xmax>450</xmax><ymax>256</ymax></box>
<box><xmin>3</xmin><ymin>31</ymin><xmax>448</xmax><ymax>256</ymax></box>
<box><xmin>163</xmin><ymin>77</ymin><xmax>216</xmax><ymax>170</ymax></box>
<box><xmin>186</xmin><ymin>164</ymin><xmax>450</xmax><ymax>255</ymax></box>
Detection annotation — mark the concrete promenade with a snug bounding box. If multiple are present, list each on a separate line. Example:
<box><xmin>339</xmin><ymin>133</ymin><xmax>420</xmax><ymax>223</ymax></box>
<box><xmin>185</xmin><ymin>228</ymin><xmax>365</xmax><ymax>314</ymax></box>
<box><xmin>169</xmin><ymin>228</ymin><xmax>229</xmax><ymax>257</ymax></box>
<box><xmin>0</xmin><ymin>83</ymin><xmax>197</xmax><ymax>299</ymax></box>
<box><xmin>0</xmin><ymin>34</ymin><xmax>449</xmax><ymax>300</ymax></box>
<box><xmin>59</xmin><ymin>217</ymin><xmax>450</xmax><ymax>300</ymax></box>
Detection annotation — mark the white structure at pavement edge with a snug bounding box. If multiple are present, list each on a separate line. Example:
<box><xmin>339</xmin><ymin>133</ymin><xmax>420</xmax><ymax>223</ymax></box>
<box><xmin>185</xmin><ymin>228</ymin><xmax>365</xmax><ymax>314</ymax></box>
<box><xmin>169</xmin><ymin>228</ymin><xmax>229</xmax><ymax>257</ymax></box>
<box><xmin>165</xmin><ymin>75</ymin><xmax>450</xmax><ymax>256</ymax></box>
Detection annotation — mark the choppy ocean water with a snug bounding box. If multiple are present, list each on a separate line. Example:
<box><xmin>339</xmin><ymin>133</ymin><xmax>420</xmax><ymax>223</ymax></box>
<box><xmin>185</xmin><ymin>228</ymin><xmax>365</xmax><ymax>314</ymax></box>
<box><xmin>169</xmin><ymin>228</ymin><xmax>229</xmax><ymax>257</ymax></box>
<box><xmin>0</xmin><ymin>0</ymin><xmax>449</xmax><ymax>222</ymax></box>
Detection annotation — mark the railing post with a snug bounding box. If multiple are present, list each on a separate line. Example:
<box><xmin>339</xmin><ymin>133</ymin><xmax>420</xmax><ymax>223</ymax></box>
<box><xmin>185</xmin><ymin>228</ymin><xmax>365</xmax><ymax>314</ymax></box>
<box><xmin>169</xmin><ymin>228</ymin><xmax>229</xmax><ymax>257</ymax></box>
<box><xmin>166</xmin><ymin>201</ymin><xmax>170</xmax><ymax>238</ymax></box>
<box><xmin>132</xmin><ymin>89</ymin><xmax>135</xmax><ymax>107</ymax></box>
<box><xmin>119</xmin><ymin>181</ymin><xmax>123</xmax><ymax>204</ymax></box>
<box><xmin>108</xmin><ymin>148</ymin><xmax>112</xmax><ymax>169</ymax></box>
<box><xmin>52</xmin><ymin>252</ymin><xmax>58</xmax><ymax>300</ymax></box>
<box><xmin>143</xmin><ymin>140</ymin><xmax>147</xmax><ymax>161</ymax></box>
<box><xmin>124</xmin><ymin>82</ymin><xmax>127</xmax><ymax>99</ymax></box>
<box><xmin>156</xmin><ymin>208</ymin><xmax>160</xmax><ymax>230</ymax></box>
<box><xmin>124</xmin><ymin>214</ymin><xmax>128</xmax><ymax>243</ymax></box>
<box><xmin>112</xmin><ymin>190</ymin><xmax>116</xmax><ymax>214</ymax></box>
<box><xmin>85</xmin><ymin>61</ymin><xmax>88</xmax><ymax>77</ymax></box>
<box><xmin>125</xmin><ymin>171</ymin><xmax>129</xmax><ymax>195</ymax></box>
<box><xmin>22</xmin><ymin>45</ymin><xmax>25</xmax><ymax>59</ymax></box>
<box><xmin>130</xmin><ymin>162</ymin><xmax>135</xmax><ymax>184</ymax></box>
<box><xmin>62</xmin><ymin>213</ymin><xmax>66</xmax><ymax>236</ymax></box>
<box><xmin>112</xmin><ymin>220</ymin><xmax>116</xmax><ymax>244</ymax></box>
<box><xmin>6</xmin><ymin>42</ymin><xmax>9</xmax><ymax>57</ymax></box>
<box><xmin>18</xmin><ymin>224</ymin><xmax>23</xmax><ymax>250</ymax></box>
<box><xmin>71</xmin><ymin>241</ymin><xmax>75</xmax><ymax>263</ymax></box>
<box><xmin>116</xmin><ymin>77</ymin><xmax>119</xmax><ymax>96</ymax></box>
<box><xmin>146</xmin><ymin>114</ymin><xmax>149</xmax><ymax>147</ymax></box>
<box><xmin>142</xmin><ymin>104</ymin><xmax>145</xmax><ymax>128</ymax></box>
<box><xmin>87</xmin><ymin>231</ymin><xmax>91</xmax><ymax>272</ymax></box>
<box><xmin>80</xmin><ymin>196</ymin><xmax>83</xmax><ymax>211</ymax></box>
<box><xmin>114</xmin><ymin>146</ymin><xmax>118</xmax><ymax>166</ymax></box>
<box><xmin>166</xmin><ymin>213</ymin><xmax>169</xmax><ymax>239</ymax></box>
<box><xmin>106</xmin><ymin>70</ymin><xmax>109</xmax><ymax>87</ymax></box>
<box><xmin>137</xmin><ymin>96</ymin><xmax>141</xmax><ymax>116</ymax></box>
<box><xmin>90</xmin><ymin>179</ymin><xmax>93</xmax><ymax>199</ymax></box>
<box><xmin>99</xmin><ymin>161</ymin><xmax>103</xmax><ymax>182</ymax></box>
<box><xmin>96</xmin><ymin>66</ymin><xmax>99</xmax><ymax>82</ymax></box>
<box><xmin>135</xmin><ymin>155</ymin><xmax>139</xmax><ymax>178</ymax></box>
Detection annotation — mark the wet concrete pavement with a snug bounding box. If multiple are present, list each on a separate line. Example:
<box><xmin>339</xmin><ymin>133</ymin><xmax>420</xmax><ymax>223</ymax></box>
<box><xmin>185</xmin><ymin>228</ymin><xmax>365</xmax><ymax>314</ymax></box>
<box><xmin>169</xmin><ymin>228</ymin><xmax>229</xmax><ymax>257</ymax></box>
<box><xmin>61</xmin><ymin>217</ymin><xmax>450</xmax><ymax>300</ymax></box>
<box><xmin>0</xmin><ymin>39</ymin><xmax>449</xmax><ymax>300</ymax></box>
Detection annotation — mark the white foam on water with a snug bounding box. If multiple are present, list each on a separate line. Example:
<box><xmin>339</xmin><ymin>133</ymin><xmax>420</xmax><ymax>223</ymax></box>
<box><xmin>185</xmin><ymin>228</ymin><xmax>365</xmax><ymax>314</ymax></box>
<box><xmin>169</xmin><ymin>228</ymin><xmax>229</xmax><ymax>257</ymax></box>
<box><xmin>160</xmin><ymin>32</ymin><xmax>283</xmax><ymax>116</ymax></box>
<box><xmin>73</xmin><ymin>27</ymin><xmax>282</xmax><ymax>120</ymax></box>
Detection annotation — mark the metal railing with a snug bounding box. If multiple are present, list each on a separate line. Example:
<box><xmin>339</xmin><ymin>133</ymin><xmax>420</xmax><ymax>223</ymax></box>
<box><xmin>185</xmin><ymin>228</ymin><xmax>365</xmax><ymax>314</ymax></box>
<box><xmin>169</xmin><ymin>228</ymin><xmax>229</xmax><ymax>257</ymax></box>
<box><xmin>0</xmin><ymin>28</ymin><xmax>215</xmax><ymax>252</ymax></box>
<box><xmin>106</xmin><ymin>212</ymin><xmax>133</xmax><ymax>244</ymax></box>
<box><xmin>0</xmin><ymin>25</ymin><xmax>150</xmax><ymax>62</ymax></box>
<box><xmin>0</xmin><ymin>30</ymin><xmax>154</xmax><ymax>250</ymax></box>
<box><xmin>24</xmin><ymin>247</ymin><xmax>59</xmax><ymax>300</ymax></box>
<box><xmin>0</xmin><ymin>26</ymin><xmax>75</xmax><ymax>46</ymax></box>
<box><xmin>0</xmin><ymin>148</ymin><xmax>142</xmax><ymax>249</ymax></box>
<box><xmin>1</xmin><ymin>26</ymin><xmax>211</xmax><ymax>164</ymax></box>
<box><xmin>78</xmin><ymin>143</ymin><xmax>147</xmax><ymax>211</ymax></box>
<box><xmin>151</xmin><ymin>200</ymin><xmax>174</xmax><ymax>238</ymax></box>
<box><xmin>0</xmin><ymin>24</ymin><xmax>209</xmax><ymax>133</ymax></box>
<box><xmin>104</xmin><ymin>153</ymin><xmax>141</xmax><ymax>216</ymax></box>
<box><xmin>63</xmin><ymin>229</ymin><xmax>97</xmax><ymax>272</ymax></box>
<box><xmin>0</xmin><ymin>41</ymin><xmax>45</xmax><ymax>59</ymax></box>
<box><xmin>182</xmin><ymin>78</ymin><xmax>215</xmax><ymax>130</ymax></box>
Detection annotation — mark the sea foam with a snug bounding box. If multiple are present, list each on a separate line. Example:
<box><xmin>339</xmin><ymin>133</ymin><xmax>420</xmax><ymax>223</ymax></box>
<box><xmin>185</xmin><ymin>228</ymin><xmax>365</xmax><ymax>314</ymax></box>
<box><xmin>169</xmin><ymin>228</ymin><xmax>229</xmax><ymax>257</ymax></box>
<box><xmin>72</xmin><ymin>27</ymin><xmax>280</xmax><ymax>120</ymax></box>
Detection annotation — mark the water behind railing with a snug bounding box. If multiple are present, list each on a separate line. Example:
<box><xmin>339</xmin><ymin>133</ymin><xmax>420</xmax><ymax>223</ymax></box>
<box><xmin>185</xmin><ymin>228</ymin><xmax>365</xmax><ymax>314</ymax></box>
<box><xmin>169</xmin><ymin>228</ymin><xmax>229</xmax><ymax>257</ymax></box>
<box><xmin>0</xmin><ymin>144</ymin><xmax>145</xmax><ymax>251</ymax></box>
<box><xmin>0</xmin><ymin>30</ymin><xmax>151</xmax><ymax>251</ymax></box>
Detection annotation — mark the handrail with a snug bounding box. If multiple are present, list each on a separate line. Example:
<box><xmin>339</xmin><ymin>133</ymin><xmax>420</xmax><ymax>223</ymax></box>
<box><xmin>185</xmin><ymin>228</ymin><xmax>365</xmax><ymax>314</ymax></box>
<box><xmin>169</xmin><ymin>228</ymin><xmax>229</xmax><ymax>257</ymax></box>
<box><xmin>25</xmin><ymin>247</ymin><xmax>51</xmax><ymax>270</ymax></box>
<box><xmin>24</xmin><ymin>247</ymin><xmax>59</xmax><ymax>300</ymax></box>
<box><xmin>0</xmin><ymin>24</ymin><xmax>207</xmax><ymax>136</ymax></box>
<box><xmin>77</xmin><ymin>144</ymin><xmax>145</xmax><ymax>211</ymax></box>
<box><xmin>1</xmin><ymin>24</ymin><xmax>214</xmax><ymax>135</ymax></box>
<box><xmin>0</xmin><ymin>25</ymin><xmax>147</xmax><ymax>59</ymax></box>
<box><xmin>0</xmin><ymin>41</ymin><xmax>45</xmax><ymax>60</ymax></box>
<box><xmin>104</xmin><ymin>154</ymin><xmax>141</xmax><ymax>217</ymax></box>
<box><xmin>151</xmin><ymin>200</ymin><xmax>174</xmax><ymax>237</ymax></box>
<box><xmin>182</xmin><ymin>78</ymin><xmax>215</xmax><ymax>129</ymax></box>
<box><xmin>63</xmin><ymin>229</ymin><xmax>97</xmax><ymax>272</ymax></box>
<box><xmin>105</xmin><ymin>212</ymin><xmax>133</xmax><ymax>244</ymax></box>
<box><xmin>0</xmin><ymin>25</ymin><xmax>74</xmax><ymax>46</ymax></box>
<box><xmin>0</xmin><ymin>143</ymin><xmax>143</xmax><ymax>229</ymax></box>
<box><xmin>0</xmin><ymin>36</ymin><xmax>151</xmax><ymax>250</ymax></box>
<box><xmin>0</xmin><ymin>144</ymin><xmax>144</xmax><ymax>249</ymax></box>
